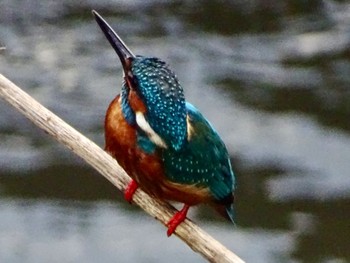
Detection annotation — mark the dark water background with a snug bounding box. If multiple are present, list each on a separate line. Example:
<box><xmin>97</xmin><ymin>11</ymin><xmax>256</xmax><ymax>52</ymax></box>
<box><xmin>1</xmin><ymin>1</ymin><xmax>350</xmax><ymax>262</ymax></box>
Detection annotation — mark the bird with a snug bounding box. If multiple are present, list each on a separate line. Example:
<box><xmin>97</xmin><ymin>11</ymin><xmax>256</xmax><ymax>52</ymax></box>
<box><xmin>92</xmin><ymin>10</ymin><xmax>236</xmax><ymax>236</ymax></box>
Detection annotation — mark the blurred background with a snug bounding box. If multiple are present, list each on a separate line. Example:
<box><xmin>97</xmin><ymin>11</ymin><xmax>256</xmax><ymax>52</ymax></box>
<box><xmin>0</xmin><ymin>1</ymin><xmax>349</xmax><ymax>262</ymax></box>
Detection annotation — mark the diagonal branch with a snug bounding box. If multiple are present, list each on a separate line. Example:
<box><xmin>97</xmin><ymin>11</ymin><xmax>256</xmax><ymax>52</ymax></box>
<box><xmin>0</xmin><ymin>74</ymin><xmax>245</xmax><ymax>263</ymax></box>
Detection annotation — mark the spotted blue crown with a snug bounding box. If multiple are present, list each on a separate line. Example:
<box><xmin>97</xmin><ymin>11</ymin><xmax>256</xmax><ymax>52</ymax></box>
<box><xmin>131</xmin><ymin>56</ymin><xmax>187</xmax><ymax>151</ymax></box>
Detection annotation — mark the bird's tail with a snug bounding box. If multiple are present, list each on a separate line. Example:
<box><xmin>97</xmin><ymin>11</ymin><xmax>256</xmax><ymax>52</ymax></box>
<box><xmin>214</xmin><ymin>199</ymin><xmax>236</xmax><ymax>225</ymax></box>
<box><xmin>225</xmin><ymin>203</ymin><xmax>236</xmax><ymax>225</ymax></box>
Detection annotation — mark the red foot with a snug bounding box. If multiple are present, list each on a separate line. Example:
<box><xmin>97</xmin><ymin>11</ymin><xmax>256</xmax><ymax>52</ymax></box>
<box><xmin>166</xmin><ymin>204</ymin><xmax>190</xmax><ymax>236</ymax></box>
<box><xmin>124</xmin><ymin>180</ymin><xmax>138</xmax><ymax>203</ymax></box>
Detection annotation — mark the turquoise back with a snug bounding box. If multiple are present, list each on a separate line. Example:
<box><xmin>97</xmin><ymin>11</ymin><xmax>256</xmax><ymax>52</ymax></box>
<box><xmin>162</xmin><ymin>103</ymin><xmax>235</xmax><ymax>202</ymax></box>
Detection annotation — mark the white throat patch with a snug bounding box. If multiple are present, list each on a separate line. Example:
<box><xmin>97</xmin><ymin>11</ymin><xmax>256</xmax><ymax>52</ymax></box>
<box><xmin>135</xmin><ymin>112</ymin><xmax>168</xmax><ymax>149</ymax></box>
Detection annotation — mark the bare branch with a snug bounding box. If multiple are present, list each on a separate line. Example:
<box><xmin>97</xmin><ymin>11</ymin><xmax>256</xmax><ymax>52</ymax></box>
<box><xmin>0</xmin><ymin>74</ymin><xmax>245</xmax><ymax>263</ymax></box>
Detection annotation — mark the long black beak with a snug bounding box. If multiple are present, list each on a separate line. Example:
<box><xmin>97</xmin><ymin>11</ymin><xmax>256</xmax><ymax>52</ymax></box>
<box><xmin>92</xmin><ymin>10</ymin><xmax>135</xmax><ymax>70</ymax></box>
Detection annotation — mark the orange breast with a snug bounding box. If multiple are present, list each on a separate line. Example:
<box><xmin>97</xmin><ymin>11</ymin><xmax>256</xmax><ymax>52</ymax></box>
<box><xmin>104</xmin><ymin>95</ymin><xmax>165</xmax><ymax>194</ymax></box>
<box><xmin>104</xmin><ymin>95</ymin><xmax>212</xmax><ymax>205</ymax></box>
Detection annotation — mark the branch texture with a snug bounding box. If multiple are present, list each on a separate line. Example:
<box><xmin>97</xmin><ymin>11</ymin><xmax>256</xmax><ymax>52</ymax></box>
<box><xmin>0</xmin><ymin>74</ymin><xmax>245</xmax><ymax>263</ymax></box>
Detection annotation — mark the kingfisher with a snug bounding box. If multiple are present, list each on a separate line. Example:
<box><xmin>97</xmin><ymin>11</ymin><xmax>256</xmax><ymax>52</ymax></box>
<box><xmin>93</xmin><ymin>10</ymin><xmax>236</xmax><ymax>236</ymax></box>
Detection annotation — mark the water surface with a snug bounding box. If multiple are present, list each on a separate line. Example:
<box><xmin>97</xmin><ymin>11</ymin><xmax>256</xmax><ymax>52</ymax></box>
<box><xmin>1</xmin><ymin>1</ymin><xmax>349</xmax><ymax>262</ymax></box>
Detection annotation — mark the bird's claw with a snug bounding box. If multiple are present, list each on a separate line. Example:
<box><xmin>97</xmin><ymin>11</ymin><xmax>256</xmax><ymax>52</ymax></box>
<box><xmin>166</xmin><ymin>204</ymin><xmax>190</xmax><ymax>236</ymax></box>
<box><xmin>124</xmin><ymin>180</ymin><xmax>138</xmax><ymax>203</ymax></box>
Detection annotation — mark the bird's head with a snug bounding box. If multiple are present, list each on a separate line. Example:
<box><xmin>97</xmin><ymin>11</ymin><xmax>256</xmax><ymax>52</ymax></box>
<box><xmin>93</xmin><ymin>11</ymin><xmax>187</xmax><ymax>151</ymax></box>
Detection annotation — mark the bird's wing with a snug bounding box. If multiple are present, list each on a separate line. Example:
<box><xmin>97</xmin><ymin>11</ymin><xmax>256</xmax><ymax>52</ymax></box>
<box><xmin>161</xmin><ymin>102</ymin><xmax>236</xmax><ymax>202</ymax></box>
